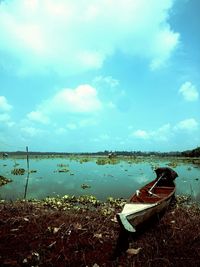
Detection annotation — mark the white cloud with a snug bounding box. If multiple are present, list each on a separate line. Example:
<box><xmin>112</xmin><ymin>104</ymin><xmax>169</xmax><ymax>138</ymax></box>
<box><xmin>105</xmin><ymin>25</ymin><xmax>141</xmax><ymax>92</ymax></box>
<box><xmin>179</xmin><ymin>82</ymin><xmax>199</xmax><ymax>101</ymax></box>
<box><xmin>27</xmin><ymin>111</ymin><xmax>50</xmax><ymax>124</ymax></box>
<box><xmin>133</xmin><ymin>130</ymin><xmax>150</xmax><ymax>140</ymax></box>
<box><xmin>132</xmin><ymin>119</ymin><xmax>199</xmax><ymax>143</ymax></box>
<box><xmin>0</xmin><ymin>96</ymin><xmax>12</xmax><ymax>111</ymax></box>
<box><xmin>0</xmin><ymin>0</ymin><xmax>179</xmax><ymax>74</ymax></box>
<box><xmin>93</xmin><ymin>76</ymin><xmax>119</xmax><ymax>88</ymax></box>
<box><xmin>154</xmin><ymin>124</ymin><xmax>171</xmax><ymax>141</ymax></box>
<box><xmin>174</xmin><ymin>118</ymin><xmax>198</xmax><ymax>131</ymax></box>
<box><xmin>150</xmin><ymin>29</ymin><xmax>179</xmax><ymax>70</ymax></box>
<box><xmin>45</xmin><ymin>84</ymin><xmax>102</xmax><ymax>113</ymax></box>
<box><xmin>26</xmin><ymin>84</ymin><xmax>102</xmax><ymax>125</ymax></box>
<box><xmin>0</xmin><ymin>113</ymin><xmax>15</xmax><ymax>127</ymax></box>
<box><xmin>132</xmin><ymin>124</ymin><xmax>171</xmax><ymax>141</ymax></box>
<box><xmin>0</xmin><ymin>97</ymin><xmax>14</xmax><ymax>127</ymax></box>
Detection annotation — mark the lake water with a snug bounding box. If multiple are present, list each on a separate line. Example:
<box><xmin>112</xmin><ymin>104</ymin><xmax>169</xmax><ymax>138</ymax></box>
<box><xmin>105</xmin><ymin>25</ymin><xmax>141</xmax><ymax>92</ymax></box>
<box><xmin>0</xmin><ymin>156</ymin><xmax>200</xmax><ymax>201</ymax></box>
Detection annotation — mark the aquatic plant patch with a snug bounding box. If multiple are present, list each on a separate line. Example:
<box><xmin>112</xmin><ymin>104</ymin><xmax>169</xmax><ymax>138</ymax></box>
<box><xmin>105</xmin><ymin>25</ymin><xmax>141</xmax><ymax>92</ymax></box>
<box><xmin>0</xmin><ymin>175</ymin><xmax>12</xmax><ymax>186</ymax></box>
<box><xmin>11</xmin><ymin>168</ymin><xmax>25</xmax><ymax>175</ymax></box>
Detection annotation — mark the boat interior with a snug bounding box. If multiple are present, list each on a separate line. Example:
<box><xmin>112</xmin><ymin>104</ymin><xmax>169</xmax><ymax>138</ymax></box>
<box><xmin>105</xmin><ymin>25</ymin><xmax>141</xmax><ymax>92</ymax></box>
<box><xmin>130</xmin><ymin>185</ymin><xmax>175</xmax><ymax>204</ymax></box>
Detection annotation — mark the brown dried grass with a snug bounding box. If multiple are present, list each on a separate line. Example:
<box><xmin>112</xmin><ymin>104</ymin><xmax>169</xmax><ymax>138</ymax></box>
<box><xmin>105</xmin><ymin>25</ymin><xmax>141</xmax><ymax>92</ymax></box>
<box><xmin>0</xmin><ymin>198</ymin><xmax>199</xmax><ymax>267</ymax></box>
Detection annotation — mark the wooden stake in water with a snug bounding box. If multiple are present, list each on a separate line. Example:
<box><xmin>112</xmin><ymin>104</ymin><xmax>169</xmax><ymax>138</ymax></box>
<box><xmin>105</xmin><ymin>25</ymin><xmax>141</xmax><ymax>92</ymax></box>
<box><xmin>24</xmin><ymin>146</ymin><xmax>30</xmax><ymax>199</ymax></box>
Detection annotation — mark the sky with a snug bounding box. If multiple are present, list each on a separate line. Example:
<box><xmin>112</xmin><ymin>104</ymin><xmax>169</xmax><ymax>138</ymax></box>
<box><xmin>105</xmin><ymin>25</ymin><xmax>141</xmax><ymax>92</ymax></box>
<box><xmin>0</xmin><ymin>0</ymin><xmax>200</xmax><ymax>153</ymax></box>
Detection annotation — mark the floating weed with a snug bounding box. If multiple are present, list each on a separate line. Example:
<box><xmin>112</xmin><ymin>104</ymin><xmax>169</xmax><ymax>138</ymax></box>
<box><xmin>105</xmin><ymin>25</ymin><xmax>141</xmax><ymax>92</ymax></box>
<box><xmin>0</xmin><ymin>175</ymin><xmax>12</xmax><ymax>186</ymax></box>
<box><xmin>57</xmin><ymin>168</ymin><xmax>70</xmax><ymax>173</ymax></box>
<box><xmin>106</xmin><ymin>197</ymin><xmax>126</xmax><ymax>208</ymax></box>
<box><xmin>42</xmin><ymin>194</ymin><xmax>101</xmax><ymax>210</ymax></box>
<box><xmin>11</xmin><ymin>168</ymin><xmax>25</xmax><ymax>175</ymax></box>
<box><xmin>76</xmin><ymin>195</ymin><xmax>100</xmax><ymax>206</ymax></box>
<box><xmin>29</xmin><ymin>169</ymin><xmax>37</xmax><ymax>173</ymax></box>
<box><xmin>176</xmin><ymin>194</ymin><xmax>192</xmax><ymax>205</ymax></box>
<box><xmin>79</xmin><ymin>158</ymin><xmax>90</xmax><ymax>163</ymax></box>
<box><xmin>96</xmin><ymin>158</ymin><xmax>119</xmax><ymax>165</ymax></box>
<box><xmin>81</xmin><ymin>183</ymin><xmax>91</xmax><ymax>189</ymax></box>
<box><xmin>167</xmin><ymin>161</ymin><xmax>178</xmax><ymax>168</ymax></box>
<box><xmin>101</xmin><ymin>208</ymin><xmax>112</xmax><ymax>216</ymax></box>
<box><xmin>57</xmin><ymin>163</ymin><xmax>69</xmax><ymax>167</ymax></box>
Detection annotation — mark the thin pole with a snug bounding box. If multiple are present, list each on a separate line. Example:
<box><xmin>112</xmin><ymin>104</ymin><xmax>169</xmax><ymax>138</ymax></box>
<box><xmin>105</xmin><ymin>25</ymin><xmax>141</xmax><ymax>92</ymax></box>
<box><xmin>26</xmin><ymin>146</ymin><xmax>30</xmax><ymax>172</ymax></box>
<box><xmin>24</xmin><ymin>146</ymin><xmax>30</xmax><ymax>199</ymax></box>
<box><xmin>148</xmin><ymin>173</ymin><xmax>164</xmax><ymax>194</ymax></box>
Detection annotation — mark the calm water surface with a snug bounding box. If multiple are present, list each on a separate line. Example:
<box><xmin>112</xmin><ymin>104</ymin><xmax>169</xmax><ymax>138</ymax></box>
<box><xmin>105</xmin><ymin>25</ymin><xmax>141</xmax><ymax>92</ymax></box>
<box><xmin>0</xmin><ymin>157</ymin><xmax>200</xmax><ymax>201</ymax></box>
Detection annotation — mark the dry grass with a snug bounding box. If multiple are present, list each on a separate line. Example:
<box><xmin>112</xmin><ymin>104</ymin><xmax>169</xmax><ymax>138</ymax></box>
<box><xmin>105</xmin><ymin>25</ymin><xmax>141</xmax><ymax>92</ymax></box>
<box><xmin>0</xmin><ymin>198</ymin><xmax>199</xmax><ymax>267</ymax></box>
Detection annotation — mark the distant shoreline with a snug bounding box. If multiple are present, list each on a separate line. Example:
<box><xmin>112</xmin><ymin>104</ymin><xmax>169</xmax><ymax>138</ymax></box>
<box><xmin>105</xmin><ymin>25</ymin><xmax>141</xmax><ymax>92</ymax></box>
<box><xmin>1</xmin><ymin>147</ymin><xmax>200</xmax><ymax>157</ymax></box>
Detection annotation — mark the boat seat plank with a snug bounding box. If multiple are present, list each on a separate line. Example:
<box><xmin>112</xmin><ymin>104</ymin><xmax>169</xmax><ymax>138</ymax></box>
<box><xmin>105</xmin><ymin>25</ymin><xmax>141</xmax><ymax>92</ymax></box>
<box><xmin>157</xmin><ymin>186</ymin><xmax>174</xmax><ymax>189</ymax></box>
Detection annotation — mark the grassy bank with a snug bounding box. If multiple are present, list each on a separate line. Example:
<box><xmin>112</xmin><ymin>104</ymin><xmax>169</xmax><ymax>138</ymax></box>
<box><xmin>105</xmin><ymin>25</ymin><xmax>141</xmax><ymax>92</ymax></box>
<box><xmin>0</xmin><ymin>196</ymin><xmax>199</xmax><ymax>267</ymax></box>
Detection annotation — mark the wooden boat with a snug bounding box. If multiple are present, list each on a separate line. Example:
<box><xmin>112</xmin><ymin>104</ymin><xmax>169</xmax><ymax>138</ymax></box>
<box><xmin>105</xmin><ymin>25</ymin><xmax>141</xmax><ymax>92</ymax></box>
<box><xmin>117</xmin><ymin>167</ymin><xmax>178</xmax><ymax>232</ymax></box>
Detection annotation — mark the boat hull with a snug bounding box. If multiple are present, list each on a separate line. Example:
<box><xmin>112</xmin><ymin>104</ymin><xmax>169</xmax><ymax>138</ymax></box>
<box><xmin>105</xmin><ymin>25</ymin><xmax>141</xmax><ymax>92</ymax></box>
<box><xmin>117</xmin><ymin>180</ymin><xmax>175</xmax><ymax>232</ymax></box>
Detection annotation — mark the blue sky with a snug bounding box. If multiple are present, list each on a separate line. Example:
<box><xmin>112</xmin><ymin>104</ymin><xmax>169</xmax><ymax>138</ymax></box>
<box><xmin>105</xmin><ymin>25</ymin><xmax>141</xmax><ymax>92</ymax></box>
<box><xmin>0</xmin><ymin>0</ymin><xmax>199</xmax><ymax>152</ymax></box>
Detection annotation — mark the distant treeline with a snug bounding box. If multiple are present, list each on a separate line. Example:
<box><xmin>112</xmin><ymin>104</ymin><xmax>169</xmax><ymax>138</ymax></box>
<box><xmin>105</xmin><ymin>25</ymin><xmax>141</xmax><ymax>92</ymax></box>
<box><xmin>1</xmin><ymin>147</ymin><xmax>200</xmax><ymax>157</ymax></box>
<box><xmin>181</xmin><ymin>147</ymin><xmax>200</xmax><ymax>157</ymax></box>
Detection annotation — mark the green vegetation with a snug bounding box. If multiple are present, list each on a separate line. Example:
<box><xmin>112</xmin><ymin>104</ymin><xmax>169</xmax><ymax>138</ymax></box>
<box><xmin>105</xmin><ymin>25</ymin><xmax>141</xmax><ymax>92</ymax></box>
<box><xmin>11</xmin><ymin>168</ymin><xmax>25</xmax><ymax>175</ymax></box>
<box><xmin>26</xmin><ymin>194</ymin><xmax>125</xmax><ymax>212</ymax></box>
<box><xmin>0</xmin><ymin>175</ymin><xmax>12</xmax><ymax>186</ymax></box>
<box><xmin>81</xmin><ymin>183</ymin><xmax>91</xmax><ymax>189</ymax></box>
<box><xmin>29</xmin><ymin>170</ymin><xmax>37</xmax><ymax>173</ymax></box>
<box><xmin>57</xmin><ymin>163</ymin><xmax>68</xmax><ymax>167</ymax></box>
<box><xmin>79</xmin><ymin>157</ymin><xmax>90</xmax><ymax>163</ymax></box>
<box><xmin>166</xmin><ymin>161</ymin><xmax>178</xmax><ymax>168</ymax></box>
<box><xmin>57</xmin><ymin>168</ymin><xmax>70</xmax><ymax>173</ymax></box>
<box><xmin>96</xmin><ymin>157</ymin><xmax>119</xmax><ymax>165</ymax></box>
<box><xmin>56</xmin><ymin>164</ymin><xmax>70</xmax><ymax>173</ymax></box>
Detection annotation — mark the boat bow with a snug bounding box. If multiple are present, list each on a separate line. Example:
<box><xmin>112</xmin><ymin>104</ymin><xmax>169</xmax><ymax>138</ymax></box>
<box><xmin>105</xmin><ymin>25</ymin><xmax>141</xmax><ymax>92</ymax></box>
<box><xmin>117</xmin><ymin>203</ymin><xmax>157</xmax><ymax>232</ymax></box>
